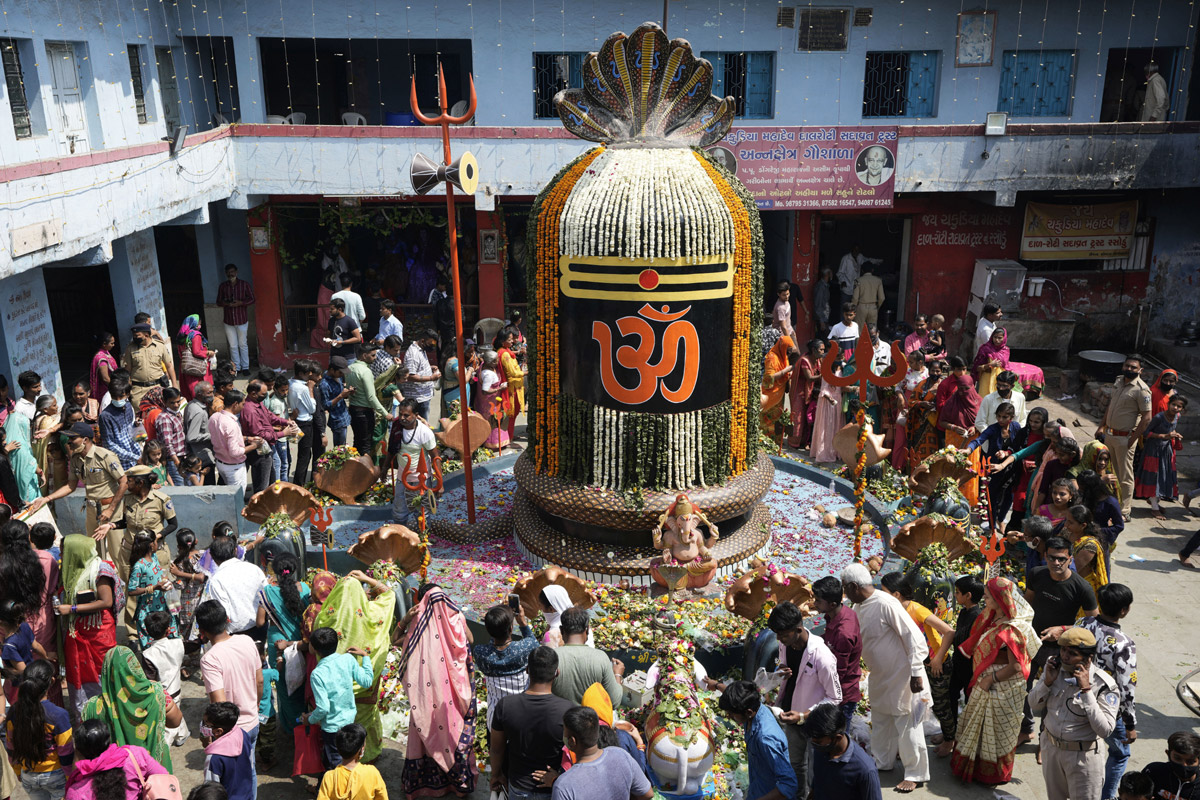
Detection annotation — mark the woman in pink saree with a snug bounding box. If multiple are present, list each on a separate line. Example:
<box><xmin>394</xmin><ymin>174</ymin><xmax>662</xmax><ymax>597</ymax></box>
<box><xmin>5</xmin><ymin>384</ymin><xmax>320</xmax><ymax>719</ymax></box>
<box><xmin>398</xmin><ymin>584</ymin><xmax>477</xmax><ymax>798</ymax></box>
<box><xmin>972</xmin><ymin>327</ymin><xmax>1010</xmax><ymax>398</ymax></box>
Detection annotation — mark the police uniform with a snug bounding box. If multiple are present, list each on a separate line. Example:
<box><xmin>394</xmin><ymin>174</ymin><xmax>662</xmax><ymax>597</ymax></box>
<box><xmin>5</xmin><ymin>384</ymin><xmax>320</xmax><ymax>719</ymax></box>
<box><xmin>1102</xmin><ymin>375</ymin><xmax>1151</xmax><ymax>517</ymax></box>
<box><xmin>68</xmin><ymin>444</ymin><xmax>125</xmax><ymax>557</ymax></box>
<box><xmin>116</xmin><ymin>466</ymin><xmax>176</xmax><ymax>624</ymax></box>
<box><xmin>1029</xmin><ymin>630</ymin><xmax>1120</xmax><ymax>800</ymax></box>
<box><xmin>122</xmin><ymin>338</ymin><xmax>172</xmax><ymax>407</ymax></box>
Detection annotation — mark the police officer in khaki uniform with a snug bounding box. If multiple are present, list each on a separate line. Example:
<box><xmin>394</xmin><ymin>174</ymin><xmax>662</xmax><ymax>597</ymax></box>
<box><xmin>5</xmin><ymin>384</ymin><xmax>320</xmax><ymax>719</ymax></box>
<box><xmin>1029</xmin><ymin>627</ymin><xmax>1119</xmax><ymax>800</ymax></box>
<box><xmin>95</xmin><ymin>464</ymin><xmax>177</xmax><ymax>625</ymax></box>
<box><xmin>1096</xmin><ymin>354</ymin><xmax>1152</xmax><ymax>519</ymax></box>
<box><xmin>122</xmin><ymin>322</ymin><xmax>177</xmax><ymax>408</ymax></box>
<box><xmin>34</xmin><ymin>422</ymin><xmax>128</xmax><ymax>557</ymax></box>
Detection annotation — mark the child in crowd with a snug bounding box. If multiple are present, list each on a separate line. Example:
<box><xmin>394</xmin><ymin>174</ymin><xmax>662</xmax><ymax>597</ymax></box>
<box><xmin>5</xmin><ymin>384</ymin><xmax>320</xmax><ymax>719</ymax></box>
<box><xmin>1136</xmin><ymin>395</ymin><xmax>1186</xmax><ymax>521</ymax></box>
<box><xmin>198</xmin><ymin>522</ymin><xmax>262</xmax><ymax>577</ymax></box>
<box><xmin>317</xmin><ymin>723</ymin><xmax>388</xmax><ymax>800</ymax></box>
<box><xmin>257</xmin><ymin>645</ymin><xmax>278</xmax><ymax>770</ymax></box>
<box><xmin>1038</xmin><ymin>477</ymin><xmax>1078</xmax><ymax>527</ymax></box>
<box><xmin>127</xmin><ymin>532</ymin><xmax>177</xmax><ymax>649</ymax></box>
<box><xmin>140</xmin><ymin>440</ymin><xmax>172</xmax><ymax>487</ymax></box>
<box><xmin>264</xmin><ymin>376</ymin><xmax>291</xmax><ymax>484</ymax></box>
<box><xmin>142</xmin><ymin>611</ymin><xmax>185</xmax><ymax>701</ymax></box>
<box><xmin>474</xmin><ymin>604</ymin><xmax>537</xmax><ymax>729</ymax></box>
<box><xmin>947</xmin><ymin>574</ymin><xmax>984</xmax><ymax>749</ymax></box>
<box><xmin>925</xmin><ymin>314</ymin><xmax>947</xmax><ymax>358</ymax></box>
<box><xmin>4</xmin><ymin>660</ymin><xmax>73</xmax><ymax>800</ymax></box>
<box><xmin>202</xmin><ymin>701</ymin><xmax>254</xmax><ymax>800</ymax></box>
<box><xmin>300</xmin><ymin>628</ymin><xmax>374</xmax><ymax>770</ymax></box>
<box><xmin>1117</xmin><ymin>771</ymin><xmax>1154</xmax><ymax>800</ymax></box>
<box><xmin>964</xmin><ymin>401</ymin><xmax>1021</xmax><ymax>524</ymax></box>
<box><xmin>187</xmin><ymin>784</ymin><xmax>229</xmax><ymax>800</ymax></box>
<box><xmin>1141</xmin><ymin>730</ymin><xmax>1200</xmax><ymax>800</ymax></box>
<box><xmin>0</xmin><ymin>600</ymin><xmax>46</xmax><ymax>704</ymax></box>
<box><xmin>29</xmin><ymin>523</ymin><xmax>58</xmax><ymax>562</ymax></box>
<box><xmin>182</xmin><ymin>455</ymin><xmax>207</xmax><ymax>487</ymax></box>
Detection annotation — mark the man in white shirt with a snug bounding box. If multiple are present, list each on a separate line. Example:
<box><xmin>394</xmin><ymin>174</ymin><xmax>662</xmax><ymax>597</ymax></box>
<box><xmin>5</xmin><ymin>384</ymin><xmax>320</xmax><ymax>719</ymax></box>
<box><xmin>868</xmin><ymin>323</ymin><xmax>891</xmax><ymax>373</ymax></box>
<box><xmin>288</xmin><ymin>359</ymin><xmax>319</xmax><ymax>485</ymax></box>
<box><xmin>374</xmin><ymin>298</ymin><xmax>404</xmax><ymax>343</ymax></box>
<box><xmin>331</xmin><ymin>273</ymin><xmax>367</xmax><ymax>328</ymax></box>
<box><xmin>828</xmin><ymin>303</ymin><xmax>860</xmax><ymax>356</ymax></box>
<box><xmin>837</xmin><ymin>245</ymin><xmax>883</xmax><ymax>298</ymax></box>
<box><xmin>391</xmin><ymin>398</ymin><xmax>437</xmax><ymax>525</ymax></box>
<box><xmin>13</xmin><ymin>370</ymin><xmax>41</xmax><ymax>428</ymax></box>
<box><xmin>1140</xmin><ymin>62</ymin><xmax>1168</xmax><ymax>122</ymax></box>
<box><xmin>975</xmin><ymin>370</ymin><xmax>1028</xmax><ymax>429</ymax></box>
<box><xmin>200</xmin><ymin>537</ymin><xmax>268</xmax><ymax>634</ymax></box>
<box><xmin>840</xmin><ymin>562</ymin><xmax>930</xmax><ymax>792</ymax></box>
<box><xmin>974</xmin><ymin>302</ymin><xmax>1003</xmax><ymax>358</ymax></box>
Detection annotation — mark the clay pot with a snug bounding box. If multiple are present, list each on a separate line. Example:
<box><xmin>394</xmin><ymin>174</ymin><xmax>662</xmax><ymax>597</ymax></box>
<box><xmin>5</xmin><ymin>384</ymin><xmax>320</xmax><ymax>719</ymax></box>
<box><xmin>314</xmin><ymin>455</ymin><xmax>381</xmax><ymax>505</ymax></box>
<box><xmin>890</xmin><ymin>516</ymin><xmax>974</xmax><ymax>561</ymax></box>
<box><xmin>512</xmin><ymin>566</ymin><xmax>596</xmax><ymax>620</ymax></box>
<box><xmin>644</xmin><ymin>711</ymin><xmax>715</xmax><ymax>795</ymax></box>
<box><xmin>724</xmin><ymin>558</ymin><xmax>814</xmax><ymax>621</ymax></box>
<box><xmin>347</xmin><ymin>524</ymin><xmax>428</xmax><ymax>575</ymax></box>
<box><xmin>242</xmin><ymin>482</ymin><xmax>321</xmax><ymax>525</ymax></box>
<box><xmin>908</xmin><ymin>452</ymin><xmax>976</xmax><ymax>497</ymax></box>
<box><xmin>434</xmin><ymin>410</ymin><xmax>492</xmax><ymax>457</ymax></box>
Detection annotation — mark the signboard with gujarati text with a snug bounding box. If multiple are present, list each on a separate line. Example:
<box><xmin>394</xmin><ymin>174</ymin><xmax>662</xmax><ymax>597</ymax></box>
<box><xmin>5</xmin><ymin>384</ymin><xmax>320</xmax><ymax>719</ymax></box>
<box><xmin>1020</xmin><ymin>201</ymin><xmax>1137</xmax><ymax>260</ymax></box>
<box><xmin>705</xmin><ymin>126</ymin><xmax>898</xmax><ymax>210</ymax></box>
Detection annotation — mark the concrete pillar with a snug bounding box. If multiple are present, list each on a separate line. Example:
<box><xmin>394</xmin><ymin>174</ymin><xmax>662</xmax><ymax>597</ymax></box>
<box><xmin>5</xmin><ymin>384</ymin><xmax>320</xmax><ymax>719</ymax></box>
<box><xmin>0</xmin><ymin>268</ymin><xmax>64</xmax><ymax>402</ymax></box>
<box><xmin>232</xmin><ymin>35</ymin><xmax>265</xmax><ymax>124</ymax></box>
<box><xmin>194</xmin><ymin>218</ymin><xmax>224</xmax><ymax>303</ymax></box>
<box><xmin>109</xmin><ymin>229</ymin><xmax>167</xmax><ymax>349</ymax></box>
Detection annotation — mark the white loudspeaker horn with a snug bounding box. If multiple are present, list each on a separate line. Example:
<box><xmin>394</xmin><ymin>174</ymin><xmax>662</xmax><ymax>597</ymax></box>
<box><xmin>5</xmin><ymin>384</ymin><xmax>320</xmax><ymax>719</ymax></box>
<box><xmin>409</xmin><ymin>151</ymin><xmax>479</xmax><ymax>196</ymax></box>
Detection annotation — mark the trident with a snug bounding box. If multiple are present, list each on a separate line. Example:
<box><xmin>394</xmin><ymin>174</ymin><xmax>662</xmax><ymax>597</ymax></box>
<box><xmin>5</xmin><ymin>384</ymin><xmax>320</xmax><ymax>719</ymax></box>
<box><xmin>409</xmin><ymin>66</ymin><xmax>479</xmax><ymax>524</ymax></box>
<box><xmin>977</xmin><ymin>461</ymin><xmax>1006</xmax><ymax>576</ymax></box>
<box><xmin>400</xmin><ymin>449</ymin><xmax>444</xmax><ymax>585</ymax></box>
<box><xmin>819</xmin><ymin>326</ymin><xmax>906</xmax><ymax>560</ymax></box>
<box><xmin>308</xmin><ymin>506</ymin><xmax>334</xmax><ymax>570</ymax></box>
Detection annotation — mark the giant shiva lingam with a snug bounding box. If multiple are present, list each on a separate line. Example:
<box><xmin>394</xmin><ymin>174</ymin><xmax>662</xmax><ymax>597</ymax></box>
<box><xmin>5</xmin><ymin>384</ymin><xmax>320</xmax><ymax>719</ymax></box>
<box><xmin>502</xmin><ymin>22</ymin><xmax>772</xmax><ymax>585</ymax></box>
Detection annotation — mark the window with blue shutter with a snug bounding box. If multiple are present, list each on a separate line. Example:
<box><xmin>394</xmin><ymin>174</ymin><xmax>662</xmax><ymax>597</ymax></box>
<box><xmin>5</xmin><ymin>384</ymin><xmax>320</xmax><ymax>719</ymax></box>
<box><xmin>533</xmin><ymin>52</ymin><xmax>586</xmax><ymax>119</ymax></box>
<box><xmin>862</xmin><ymin>51</ymin><xmax>939</xmax><ymax>117</ymax></box>
<box><xmin>998</xmin><ymin>50</ymin><xmax>1076</xmax><ymax>117</ymax></box>
<box><xmin>1</xmin><ymin>38</ymin><xmax>33</xmax><ymax>138</ymax></box>
<box><xmin>701</xmin><ymin>51</ymin><xmax>774</xmax><ymax>119</ymax></box>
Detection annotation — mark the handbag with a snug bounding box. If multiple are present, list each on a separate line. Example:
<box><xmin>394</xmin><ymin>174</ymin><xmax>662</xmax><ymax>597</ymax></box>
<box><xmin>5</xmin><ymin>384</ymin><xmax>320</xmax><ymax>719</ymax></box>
<box><xmin>126</xmin><ymin>749</ymin><xmax>183</xmax><ymax>800</ymax></box>
<box><xmin>292</xmin><ymin>723</ymin><xmax>326</xmax><ymax>777</ymax></box>
<box><xmin>180</xmin><ymin>340</ymin><xmax>208</xmax><ymax>378</ymax></box>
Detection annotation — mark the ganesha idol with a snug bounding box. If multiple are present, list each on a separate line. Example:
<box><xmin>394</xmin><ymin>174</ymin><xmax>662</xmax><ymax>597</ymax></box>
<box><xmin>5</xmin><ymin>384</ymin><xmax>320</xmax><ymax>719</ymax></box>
<box><xmin>651</xmin><ymin>493</ymin><xmax>720</xmax><ymax>589</ymax></box>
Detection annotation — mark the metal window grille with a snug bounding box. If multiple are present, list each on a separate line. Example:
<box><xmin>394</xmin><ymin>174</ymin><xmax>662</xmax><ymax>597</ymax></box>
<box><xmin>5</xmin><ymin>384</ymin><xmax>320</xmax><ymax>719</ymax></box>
<box><xmin>853</xmin><ymin>9</ymin><xmax>874</xmax><ymax>26</ymax></box>
<box><xmin>777</xmin><ymin>7</ymin><xmax>796</xmax><ymax>28</ymax></box>
<box><xmin>862</xmin><ymin>51</ymin><xmax>938</xmax><ymax>117</ymax></box>
<box><xmin>797</xmin><ymin>8</ymin><xmax>850</xmax><ymax>52</ymax></box>
<box><xmin>702</xmin><ymin>51</ymin><xmax>774</xmax><ymax>119</ymax></box>
<box><xmin>533</xmin><ymin>52</ymin><xmax>584</xmax><ymax>119</ymax></box>
<box><xmin>1</xmin><ymin>38</ymin><xmax>32</xmax><ymax>139</ymax></box>
<box><xmin>128</xmin><ymin>48</ymin><xmax>148</xmax><ymax>123</ymax></box>
<box><xmin>1102</xmin><ymin>221</ymin><xmax>1152</xmax><ymax>271</ymax></box>
<box><xmin>998</xmin><ymin>49</ymin><xmax>1075</xmax><ymax>117</ymax></box>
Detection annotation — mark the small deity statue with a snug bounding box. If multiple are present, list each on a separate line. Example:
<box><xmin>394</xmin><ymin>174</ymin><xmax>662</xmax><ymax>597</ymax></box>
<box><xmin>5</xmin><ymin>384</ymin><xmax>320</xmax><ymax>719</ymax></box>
<box><xmin>651</xmin><ymin>493</ymin><xmax>719</xmax><ymax>566</ymax></box>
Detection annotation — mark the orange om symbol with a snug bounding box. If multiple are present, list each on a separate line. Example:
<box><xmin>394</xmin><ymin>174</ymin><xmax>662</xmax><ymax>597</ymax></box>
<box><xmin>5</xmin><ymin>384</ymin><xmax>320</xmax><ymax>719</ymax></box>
<box><xmin>592</xmin><ymin>304</ymin><xmax>700</xmax><ymax>405</ymax></box>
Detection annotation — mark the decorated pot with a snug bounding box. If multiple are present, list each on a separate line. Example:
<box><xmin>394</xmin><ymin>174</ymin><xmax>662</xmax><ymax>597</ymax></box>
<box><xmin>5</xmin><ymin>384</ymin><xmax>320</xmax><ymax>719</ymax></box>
<box><xmin>645</xmin><ymin>710</ymin><xmax>716</xmax><ymax>796</ymax></box>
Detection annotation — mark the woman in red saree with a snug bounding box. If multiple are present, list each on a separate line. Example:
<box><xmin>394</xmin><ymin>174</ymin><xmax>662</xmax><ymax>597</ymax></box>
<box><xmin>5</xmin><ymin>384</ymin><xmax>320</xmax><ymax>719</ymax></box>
<box><xmin>951</xmin><ymin>577</ymin><xmax>1037</xmax><ymax>785</ymax></box>
<box><xmin>938</xmin><ymin>360</ymin><xmax>983</xmax><ymax>505</ymax></box>
<box><xmin>58</xmin><ymin>534</ymin><xmax>121</xmax><ymax>718</ymax></box>
<box><xmin>398</xmin><ymin>585</ymin><xmax>476</xmax><ymax>798</ymax></box>
<box><xmin>787</xmin><ymin>339</ymin><xmax>823</xmax><ymax>449</ymax></box>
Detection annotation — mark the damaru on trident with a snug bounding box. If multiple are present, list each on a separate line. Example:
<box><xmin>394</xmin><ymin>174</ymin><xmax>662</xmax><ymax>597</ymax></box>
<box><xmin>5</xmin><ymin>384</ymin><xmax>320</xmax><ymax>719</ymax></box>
<box><xmin>505</xmin><ymin>22</ymin><xmax>775</xmax><ymax>585</ymax></box>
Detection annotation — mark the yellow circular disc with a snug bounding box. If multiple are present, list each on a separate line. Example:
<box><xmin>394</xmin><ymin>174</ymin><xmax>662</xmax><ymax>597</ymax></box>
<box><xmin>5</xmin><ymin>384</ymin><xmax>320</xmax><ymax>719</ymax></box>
<box><xmin>456</xmin><ymin>151</ymin><xmax>479</xmax><ymax>195</ymax></box>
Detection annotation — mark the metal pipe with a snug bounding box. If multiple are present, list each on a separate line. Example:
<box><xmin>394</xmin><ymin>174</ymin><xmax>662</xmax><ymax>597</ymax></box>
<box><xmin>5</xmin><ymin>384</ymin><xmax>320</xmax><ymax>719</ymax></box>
<box><xmin>1041</xmin><ymin>278</ymin><xmax>1087</xmax><ymax>317</ymax></box>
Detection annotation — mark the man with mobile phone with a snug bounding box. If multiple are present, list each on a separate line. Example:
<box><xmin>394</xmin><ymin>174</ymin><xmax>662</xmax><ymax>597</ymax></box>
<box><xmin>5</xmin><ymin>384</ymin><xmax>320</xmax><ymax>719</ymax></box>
<box><xmin>1029</xmin><ymin>627</ymin><xmax>1119</xmax><ymax>800</ymax></box>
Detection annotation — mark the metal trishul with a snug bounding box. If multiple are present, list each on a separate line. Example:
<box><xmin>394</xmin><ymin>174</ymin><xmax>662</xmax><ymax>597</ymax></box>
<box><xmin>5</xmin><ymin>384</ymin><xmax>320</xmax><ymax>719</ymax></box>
<box><xmin>401</xmin><ymin>449</ymin><xmax>445</xmax><ymax>496</ymax></box>
<box><xmin>308</xmin><ymin>506</ymin><xmax>334</xmax><ymax>548</ymax></box>
<box><xmin>819</xmin><ymin>326</ymin><xmax>906</xmax><ymax>403</ymax></box>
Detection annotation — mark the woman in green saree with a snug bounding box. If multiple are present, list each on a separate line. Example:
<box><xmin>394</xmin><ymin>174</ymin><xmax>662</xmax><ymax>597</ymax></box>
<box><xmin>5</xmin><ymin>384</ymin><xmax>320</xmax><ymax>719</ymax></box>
<box><xmin>4</xmin><ymin>410</ymin><xmax>41</xmax><ymax>505</ymax></box>
<box><xmin>254</xmin><ymin>552</ymin><xmax>311</xmax><ymax>740</ymax></box>
<box><xmin>311</xmin><ymin>572</ymin><xmax>395</xmax><ymax>762</ymax></box>
<box><xmin>81</xmin><ymin>646</ymin><xmax>182</xmax><ymax>773</ymax></box>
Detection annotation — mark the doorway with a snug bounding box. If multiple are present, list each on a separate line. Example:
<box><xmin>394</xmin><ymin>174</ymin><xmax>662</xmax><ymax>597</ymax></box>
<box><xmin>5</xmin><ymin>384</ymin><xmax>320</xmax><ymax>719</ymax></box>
<box><xmin>154</xmin><ymin>226</ymin><xmax>205</xmax><ymax>331</ymax></box>
<box><xmin>45</xmin><ymin>41</ymin><xmax>90</xmax><ymax>154</ymax></box>
<box><xmin>819</xmin><ymin>215</ymin><xmax>908</xmax><ymax>332</ymax></box>
<box><xmin>44</xmin><ymin>265</ymin><xmax>118</xmax><ymax>384</ymax></box>
<box><xmin>1100</xmin><ymin>47</ymin><xmax>1180</xmax><ymax>122</ymax></box>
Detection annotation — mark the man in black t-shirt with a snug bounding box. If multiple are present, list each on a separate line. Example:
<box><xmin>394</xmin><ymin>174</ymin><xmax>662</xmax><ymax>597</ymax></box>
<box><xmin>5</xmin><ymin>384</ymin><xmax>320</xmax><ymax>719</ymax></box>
<box><xmin>1019</xmin><ymin>536</ymin><xmax>1099</xmax><ymax>739</ymax></box>
<box><xmin>490</xmin><ymin>645</ymin><xmax>575</xmax><ymax>797</ymax></box>
<box><xmin>327</xmin><ymin>298</ymin><xmax>362</xmax><ymax>362</ymax></box>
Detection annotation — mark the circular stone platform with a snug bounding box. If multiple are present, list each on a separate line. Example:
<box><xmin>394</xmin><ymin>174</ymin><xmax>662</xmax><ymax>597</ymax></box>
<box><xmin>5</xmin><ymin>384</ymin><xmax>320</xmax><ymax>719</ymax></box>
<box><xmin>514</xmin><ymin>449</ymin><xmax>774</xmax><ymax>532</ymax></box>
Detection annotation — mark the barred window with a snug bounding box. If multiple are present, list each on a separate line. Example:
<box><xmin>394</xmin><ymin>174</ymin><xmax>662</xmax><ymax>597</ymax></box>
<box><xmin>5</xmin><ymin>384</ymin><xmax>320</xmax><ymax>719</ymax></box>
<box><xmin>701</xmin><ymin>51</ymin><xmax>774</xmax><ymax>119</ymax></box>
<box><xmin>862</xmin><ymin>51</ymin><xmax>939</xmax><ymax>118</ymax></box>
<box><xmin>2</xmin><ymin>38</ymin><xmax>33</xmax><ymax>138</ymax></box>
<box><xmin>533</xmin><ymin>52</ymin><xmax>585</xmax><ymax>119</ymax></box>
<box><xmin>128</xmin><ymin>46</ymin><xmax>148</xmax><ymax>123</ymax></box>
<box><xmin>998</xmin><ymin>50</ymin><xmax>1076</xmax><ymax>117</ymax></box>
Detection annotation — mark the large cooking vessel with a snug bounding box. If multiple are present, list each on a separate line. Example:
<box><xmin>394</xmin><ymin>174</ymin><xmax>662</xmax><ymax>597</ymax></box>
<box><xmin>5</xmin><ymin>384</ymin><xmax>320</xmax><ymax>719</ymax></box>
<box><xmin>1078</xmin><ymin>350</ymin><xmax>1126</xmax><ymax>383</ymax></box>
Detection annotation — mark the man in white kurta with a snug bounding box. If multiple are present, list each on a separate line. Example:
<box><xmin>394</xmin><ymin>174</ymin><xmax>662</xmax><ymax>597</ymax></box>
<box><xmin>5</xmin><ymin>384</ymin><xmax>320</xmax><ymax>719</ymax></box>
<box><xmin>840</xmin><ymin>563</ymin><xmax>930</xmax><ymax>789</ymax></box>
